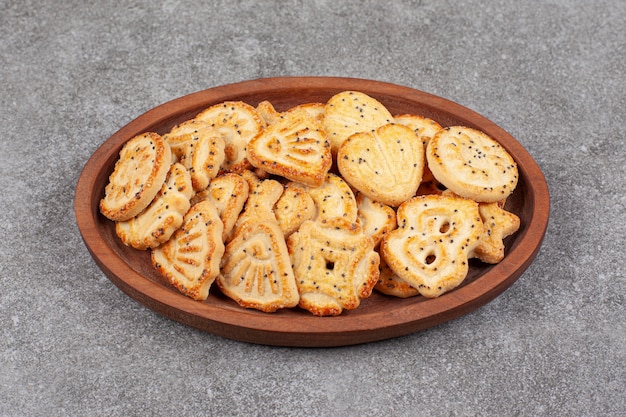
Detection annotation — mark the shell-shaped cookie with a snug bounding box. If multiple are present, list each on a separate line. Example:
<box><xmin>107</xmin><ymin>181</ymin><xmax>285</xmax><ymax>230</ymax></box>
<box><xmin>287</xmin><ymin>218</ymin><xmax>380</xmax><ymax>316</ymax></box>
<box><xmin>115</xmin><ymin>163</ymin><xmax>193</xmax><ymax>250</ymax></box>
<box><xmin>247</xmin><ymin>108</ymin><xmax>332</xmax><ymax>187</ymax></box>
<box><xmin>100</xmin><ymin>132</ymin><xmax>172</xmax><ymax>221</ymax></box>
<box><xmin>151</xmin><ymin>200</ymin><xmax>225</xmax><ymax>301</ymax></box>
<box><xmin>355</xmin><ymin>192</ymin><xmax>397</xmax><ymax>248</ymax></box>
<box><xmin>426</xmin><ymin>126</ymin><xmax>519</xmax><ymax>202</ymax></box>
<box><xmin>337</xmin><ymin>123</ymin><xmax>424</xmax><ymax>207</ymax></box>
<box><xmin>274</xmin><ymin>182</ymin><xmax>316</xmax><ymax>237</ymax></box>
<box><xmin>218</xmin><ymin>221</ymin><xmax>299</xmax><ymax>312</ymax></box>
<box><xmin>179</xmin><ymin>134</ymin><xmax>226</xmax><ymax>191</ymax></box>
<box><xmin>323</xmin><ymin>91</ymin><xmax>394</xmax><ymax>154</ymax></box>
<box><xmin>162</xmin><ymin>119</ymin><xmax>220</xmax><ymax>162</ymax></box>
<box><xmin>380</xmin><ymin>194</ymin><xmax>483</xmax><ymax>298</ymax></box>
<box><xmin>190</xmin><ymin>173</ymin><xmax>249</xmax><ymax>242</ymax></box>
<box><xmin>195</xmin><ymin>101</ymin><xmax>265</xmax><ymax>173</ymax></box>
<box><xmin>471</xmin><ymin>201</ymin><xmax>521</xmax><ymax>264</ymax></box>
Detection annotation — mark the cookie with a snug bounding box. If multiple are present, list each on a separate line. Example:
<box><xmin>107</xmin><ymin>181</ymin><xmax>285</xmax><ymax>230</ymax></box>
<box><xmin>247</xmin><ymin>107</ymin><xmax>332</xmax><ymax>187</ymax></box>
<box><xmin>217</xmin><ymin>221</ymin><xmax>299</xmax><ymax>312</ymax></box>
<box><xmin>471</xmin><ymin>200</ymin><xmax>521</xmax><ymax>263</ymax></box>
<box><xmin>374</xmin><ymin>259</ymin><xmax>420</xmax><ymax>298</ymax></box>
<box><xmin>151</xmin><ymin>200</ymin><xmax>225</xmax><ymax>301</ymax></box>
<box><xmin>100</xmin><ymin>132</ymin><xmax>172</xmax><ymax>222</ymax></box>
<box><xmin>115</xmin><ymin>163</ymin><xmax>193</xmax><ymax>250</ymax></box>
<box><xmin>393</xmin><ymin>114</ymin><xmax>443</xmax><ymax>148</ymax></box>
<box><xmin>217</xmin><ymin>171</ymin><xmax>299</xmax><ymax>312</ymax></box>
<box><xmin>426</xmin><ymin>126</ymin><xmax>519</xmax><ymax>202</ymax></box>
<box><xmin>162</xmin><ymin>118</ymin><xmax>220</xmax><ymax>162</ymax></box>
<box><xmin>274</xmin><ymin>181</ymin><xmax>316</xmax><ymax>237</ymax></box>
<box><xmin>380</xmin><ymin>194</ymin><xmax>483</xmax><ymax>298</ymax></box>
<box><xmin>355</xmin><ymin>192</ymin><xmax>397</xmax><ymax>248</ymax></box>
<box><xmin>337</xmin><ymin>123</ymin><xmax>424</xmax><ymax>207</ymax></box>
<box><xmin>195</xmin><ymin>101</ymin><xmax>266</xmax><ymax>173</ymax></box>
<box><xmin>305</xmin><ymin>173</ymin><xmax>358</xmax><ymax>223</ymax></box>
<box><xmin>179</xmin><ymin>134</ymin><xmax>226</xmax><ymax>192</ymax></box>
<box><xmin>287</xmin><ymin>218</ymin><xmax>380</xmax><ymax>316</ymax></box>
<box><xmin>190</xmin><ymin>173</ymin><xmax>249</xmax><ymax>242</ymax></box>
<box><xmin>256</xmin><ymin>100</ymin><xmax>282</xmax><ymax>125</ymax></box>
<box><xmin>323</xmin><ymin>90</ymin><xmax>393</xmax><ymax>154</ymax></box>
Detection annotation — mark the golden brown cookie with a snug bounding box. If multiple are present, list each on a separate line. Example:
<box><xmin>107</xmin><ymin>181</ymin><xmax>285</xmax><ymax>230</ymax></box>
<box><xmin>100</xmin><ymin>132</ymin><xmax>172</xmax><ymax>222</ymax></box>
<box><xmin>287</xmin><ymin>218</ymin><xmax>380</xmax><ymax>316</ymax></box>
<box><xmin>179</xmin><ymin>134</ymin><xmax>226</xmax><ymax>192</ymax></box>
<box><xmin>217</xmin><ymin>221</ymin><xmax>299</xmax><ymax>312</ymax></box>
<box><xmin>305</xmin><ymin>173</ymin><xmax>359</xmax><ymax>223</ymax></box>
<box><xmin>355</xmin><ymin>192</ymin><xmax>397</xmax><ymax>248</ymax></box>
<box><xmin>162</xmin><ymin>118</ymin><xmax>220</xmax><ymax>162</ymax></box>
<box><xmin>190</xmin><ymin>173</ymin><xmax>249</xmax><ymax>242</ymax></box>
<box><xmin>426</xmin><ymin>126</ymin><xmax>519</xmax><ymax>202</ymax></box>
<box><xmin>380</xmin><ymin>194</ymin><xmax>483</xmax><ymax>298</ymax></box>
<box><xmin>217</xmin><ymin>171</ymin><xmax>298</xmax><ymax>312</ymax></box>
<box><xmin>195</xmin><ymin>101</ymin><xmax>266</xmax><ymax>173</ymax></box>
<box><xmin>323</xmin><ymin>90</ymin><xmax>394</xmax><ymax>154</ymax></box>
<box><xmin>115</xmin><ymin>163</ymin><xmax>193</xmax><ymax>250</ymax></box>
<box><xmin>247</xmin><ymin>107</ymin><xmax>332</xmax><ymax>187</ymax></box>
<box><xmin>374</xmin><ymin>259</ymin><xmax>420</xmax><ymax>298</ymax></box>
<box><xmin>152</xmin><ymin>200</ymin><xmax>225</xmax><ymax>301</ymax></box>
<box><xmin>337</xmin><ymin>123</ymin><xmax>424</xmax><ymax>207</ymax></box>
<box><xmin>393</xmin><ymin>114</ymin><xmax>443</xmax><ymax>148</ymax></box>
<box><xmin>274</xmin><ymin>181</ymin><xmax>316</xmax><ymax>237</ymax></box>
<box><xmin>471</xmin><ymin>201</ymin><xmax>521</xmax><ymax>263</ymax></box>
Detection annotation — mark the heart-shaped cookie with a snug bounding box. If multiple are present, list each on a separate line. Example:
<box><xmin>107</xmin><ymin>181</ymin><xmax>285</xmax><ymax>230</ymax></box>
<box><xmin>337</xmin><ymin>123</ymin><xmax>424</xmax><ymax>207</ymax></box>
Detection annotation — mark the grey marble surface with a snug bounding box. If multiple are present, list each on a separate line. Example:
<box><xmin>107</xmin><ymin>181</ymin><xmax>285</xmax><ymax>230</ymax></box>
<box><xmin>1</xmin><ymin>1</ymin><xmax>624</xmax><ymax>416</ymax></box>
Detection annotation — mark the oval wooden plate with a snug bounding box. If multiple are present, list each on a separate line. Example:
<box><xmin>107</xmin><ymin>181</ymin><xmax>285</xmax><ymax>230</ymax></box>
<box><xmin>75</xmin><ymin>77</ymin><xmax>549</xmax><ymax>347</ymax></box>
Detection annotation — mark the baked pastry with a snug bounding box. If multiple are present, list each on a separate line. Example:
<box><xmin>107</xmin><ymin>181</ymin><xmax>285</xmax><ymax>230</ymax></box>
<box><xmin>374</xmin><ymin>259</ymin><xmax>420</xmax><ymax>298</ymax></box>
<box><xmin>355</xmin><ymin>192</ymin><xmax>397</xmax><ymax>247</ymax></box>
<box><xmin>247</xmin><ymin>107</ymin><xmax>332</xmax><ymax>187</ymax></box>
<box><xmin>194</xmin><ymin>101</ymin><xmax>266</xmax><ymax>173</ymax></box>
<box><xmin>287</xmin><ymin>218</ymin><xmax>380</xmax><ymax>316</ymax></box>
<box><xmin>323</xmin><ymin>90</ymin><xmax>394</xmax><ymax>154</ymax></box>
<box><xmin>100</xmin><ymin>132</ymin><xmax>172</xmax><ymax>221</ymax></box>
<box><xmin>305</xmin><ymin>173</ymin><xmax>358</xmax><ymax>223</ymax></box>
<box><xmin>162</xmin><ymin>118</ymin><xmax>220</xmax><ymax>162</ymax></box>
<box><xmin>471</xmin><ymin>200</ymin><xmax>521</xmax><ymax>263</ymax></box>
<box><xmin>179</xmin><ymin>134</ymin><xmax>226</xmax><ymax>191</ymax></box>
<box><xmin>394</xmin><ymin>113</ymin><xmax>443</xmax><ymax>183</ymax></box>
<box><xmin>152</xmin><ymin>200</ymin><xmax>225</xmax><ymax>301</ymax></box>
<box><xmin>337</xmin><ymin>123</ymin><xmax>424</xmax><ymax>207</ymax></box>
<box><xmin>381</xmin><ymin>194</ymin><xmax>483</xmax><ymax>298</ymax></box>
<box><xmin>426</xmin><ymin>126</ymin><xmax>519</xmax><ymax>202</ymax></box>
<box><xmin>218</xmin><ymin>221</ymin><xmax>300</xmax><ymax>312</ymax></box>
<box><xmin>189</xmin><ymin>173</ymin><xmax>249</xmax><ymax>242</ymax></box>
<box><xmin>274</xmin><ymin>181</ymin><xmax>316</xmax><ymax>237</ymax></box>
<box><xmin>115</xmin><ymin>162</ymin><xmax>193</xmax><ymax>250</ymax></box>
<box><xmin>217</xmin><ymin>171</ymin><xmax>299</xmax><ymax>312</ymax></box>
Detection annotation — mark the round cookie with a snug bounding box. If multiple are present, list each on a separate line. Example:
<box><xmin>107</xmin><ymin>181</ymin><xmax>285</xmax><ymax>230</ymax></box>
<box><xmin>100</xmin><ymin>132</ymin><xmax>172</xmax><ymax>222</ymax></box>
<box><xmin>426</xmin><ymin>126</ymin><xmax>518</xmax><ymax>202</ymax></box>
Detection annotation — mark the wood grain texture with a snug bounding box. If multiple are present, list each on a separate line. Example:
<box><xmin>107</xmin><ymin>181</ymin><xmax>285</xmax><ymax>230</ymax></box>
<box><xmin>74</xmin><ymin>77</ymin><xmax>550</xmax><ymax>347</ymax></box>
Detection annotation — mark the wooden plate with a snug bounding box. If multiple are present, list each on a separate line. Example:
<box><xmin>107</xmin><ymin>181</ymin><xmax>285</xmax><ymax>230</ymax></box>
<box><xmin>74</xmin><ymin>77</ymin><xmax>549</xmax><ymax>347</ymax></box>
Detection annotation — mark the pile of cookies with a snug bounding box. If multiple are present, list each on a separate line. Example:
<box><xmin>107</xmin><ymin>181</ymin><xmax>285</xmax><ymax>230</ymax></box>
<box><xmin>100</xmin><ymin>91</ymin><xmax>520</xmax><ymax>316</ymax></box>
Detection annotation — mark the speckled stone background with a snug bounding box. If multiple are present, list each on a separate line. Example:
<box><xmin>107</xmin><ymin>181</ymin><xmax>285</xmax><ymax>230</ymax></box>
<box><xmin>1</xmin><ymin>1</ymin><xmax>624</xmax><ymax>416</ymax></box>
